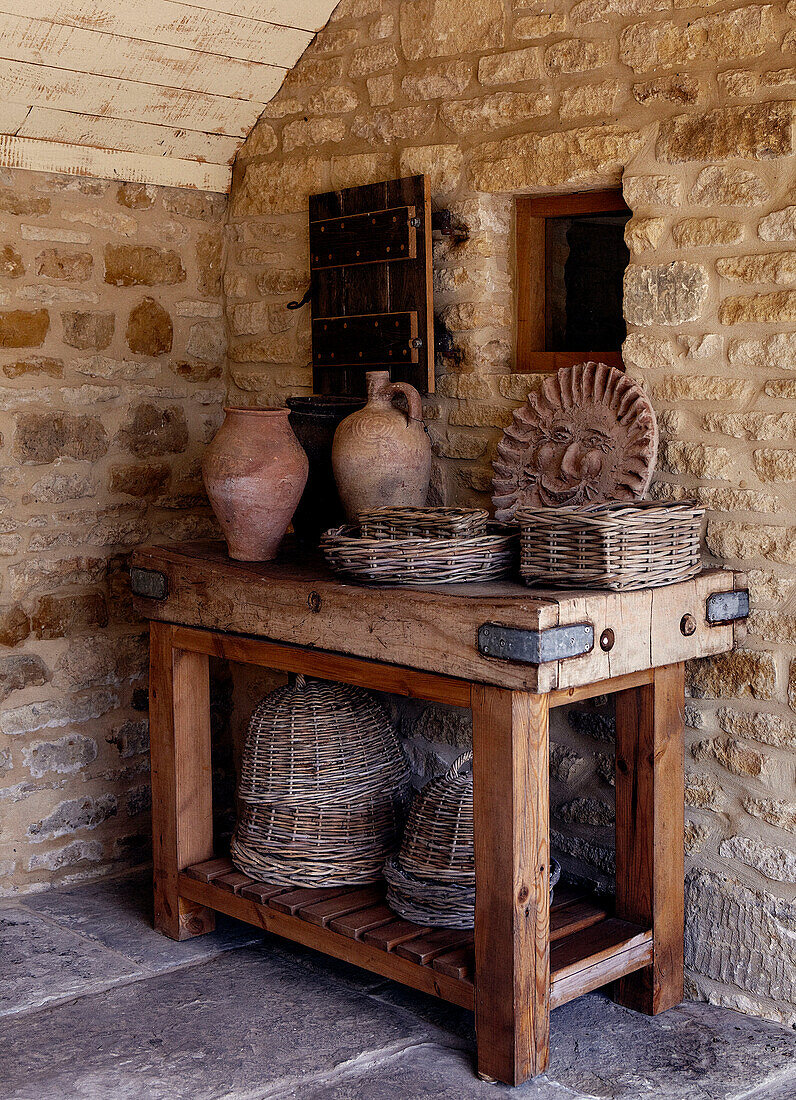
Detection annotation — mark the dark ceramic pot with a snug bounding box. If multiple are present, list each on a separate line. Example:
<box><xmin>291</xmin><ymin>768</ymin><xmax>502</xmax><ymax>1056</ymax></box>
<box><xmin>287</xmin><ymin>395</ymin><xmax>365</xmax><ymax>545</ymax></box>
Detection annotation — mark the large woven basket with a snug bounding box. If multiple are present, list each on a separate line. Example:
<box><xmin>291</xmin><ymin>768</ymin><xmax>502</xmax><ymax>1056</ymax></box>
<box><xmin>321</xmin><ymin>524</ymin><xmax>517</xmax><ymax>585</ymax></box>
<box><xmin>517</xmin><ymin>501</ymin><xmax>704</xmax><ymax>591</ymax></box>
<box><xmin>360</xmin><ymin>506</ymin><xmax>489</xmax><ymax>540</ymax></box>
<box><xmin>231</xmin><ymin>676</ymin><xmax>411</xmax><ymax>887</ymax></box>
<box><xmin>385</xmin><ymin>752</ymin><xmax>560</xmax><ymax>929</ymax></box>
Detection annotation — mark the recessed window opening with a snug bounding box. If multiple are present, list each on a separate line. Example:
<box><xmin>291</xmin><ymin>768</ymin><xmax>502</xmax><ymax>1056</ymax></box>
<box><xmin>516</xmin><ymin>190</ymin><xmax>631</xmax><ymax>374</ymax></box>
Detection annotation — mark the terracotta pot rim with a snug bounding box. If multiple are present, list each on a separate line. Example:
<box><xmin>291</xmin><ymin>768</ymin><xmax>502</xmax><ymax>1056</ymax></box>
<box><xmin>223</xmin><ymin>406</ymin><xmax>290</xmax><ymax>416</ymax></box>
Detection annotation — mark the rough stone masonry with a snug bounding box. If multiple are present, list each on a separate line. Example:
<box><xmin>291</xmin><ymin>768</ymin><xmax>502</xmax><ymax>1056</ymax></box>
<box><xmin>222</xmin><ymin>0</ymin><xmax>796</xmax><ymax>1031</ymax></box>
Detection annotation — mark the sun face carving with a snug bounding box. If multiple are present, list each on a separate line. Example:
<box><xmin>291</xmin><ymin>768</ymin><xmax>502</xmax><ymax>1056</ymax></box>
<box><xmin>492</xmin><ymin>362</ymin><xmax>659</xmax><ymax>520</ymax></box>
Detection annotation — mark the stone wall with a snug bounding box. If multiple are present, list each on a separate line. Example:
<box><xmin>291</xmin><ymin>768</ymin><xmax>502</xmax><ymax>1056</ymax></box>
<box><xmin>224</xmin><ymin>0</ymin><xmax>796</xmax><ymax>1027</ymax></box>
<box><xmin>0</xmin><ymin>169</ymin><xmax>226</xmax><ymax>895</ymax></box>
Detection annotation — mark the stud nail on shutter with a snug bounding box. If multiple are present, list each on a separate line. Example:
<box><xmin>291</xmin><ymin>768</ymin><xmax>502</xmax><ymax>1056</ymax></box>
<box><xmin>308</xmin><ymin>174</ymin><xmax>434</xmax><ymax>396</ymax></box>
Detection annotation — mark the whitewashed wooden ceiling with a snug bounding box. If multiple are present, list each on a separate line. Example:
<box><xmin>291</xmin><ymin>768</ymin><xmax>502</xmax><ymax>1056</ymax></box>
<box><xmin>0</xmin><ymin>0</ymin><xmax>338</xmax><ymax>192</ymax></box>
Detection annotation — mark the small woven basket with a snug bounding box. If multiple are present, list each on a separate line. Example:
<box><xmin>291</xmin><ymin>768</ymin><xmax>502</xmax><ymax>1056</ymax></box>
<box><xmin>360</xmin><ymin>506</ymin><xmax>489</xmax><ymax>540</ymax></box>
<box><xmin>517</xmin><ymin>500</ymin><xmax>704</xmax><ymax>592</ymax></box>
<box><xmin>385</xmin><ymin>752</ymin><xmax>560</xmax><ymax>928</ymax></box>
<box><xmin>231</xmin><ymin>676</ymin><xmax>410</xmax><ymax>887</ymax></box>
<box><xmin>321</xmin><ymin>525</ymin><xmax>517</xmax><ymax>586</ymax></box>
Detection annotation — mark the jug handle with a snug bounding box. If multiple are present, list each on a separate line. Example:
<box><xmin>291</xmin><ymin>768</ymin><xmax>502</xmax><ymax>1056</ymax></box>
<box><xmin>383</xmin><ymin>380</ymin><xmax>423</xmax><ymax>425</ymax></box>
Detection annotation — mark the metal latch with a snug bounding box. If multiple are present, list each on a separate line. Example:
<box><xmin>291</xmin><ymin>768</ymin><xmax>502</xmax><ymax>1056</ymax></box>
<box><xmin>130</xmin><ymin>567</ymin><xmax>168</xmax><ymax>601</ymax></box>
<box><xmin>478</xmin><ymin>622</ymin><xmax>594</xmax><ymax>665</ymax></box>
<box><xmin>706</xmin><ymin>589</ymin><xmax>749</xmax><ymax>625</ymax></box>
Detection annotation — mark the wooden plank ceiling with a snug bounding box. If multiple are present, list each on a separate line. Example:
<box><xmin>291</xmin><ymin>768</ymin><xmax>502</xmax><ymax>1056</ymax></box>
<box><xmin>0</xmin><ymin>0</ymin><xmax>338</xmax><ymax>192</ymax></box>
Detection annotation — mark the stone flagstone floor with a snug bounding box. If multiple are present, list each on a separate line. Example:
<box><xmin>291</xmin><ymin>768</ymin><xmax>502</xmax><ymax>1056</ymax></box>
<box><xmin>1</xmin><ymin>870</ymin><xmax>794</xmax><ymax>1099</ymax></box>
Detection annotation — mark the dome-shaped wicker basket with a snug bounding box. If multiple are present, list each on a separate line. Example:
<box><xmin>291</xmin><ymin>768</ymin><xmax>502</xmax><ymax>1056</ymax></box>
<box><xmin>231</xmin><ymin>675</ymin><xmax>410</xmax><ymax>887</ymax></box>
<box><xmin>385</xmin><ymin>752</ymin><xmax>561</xmax><ymax>929</ymax></box>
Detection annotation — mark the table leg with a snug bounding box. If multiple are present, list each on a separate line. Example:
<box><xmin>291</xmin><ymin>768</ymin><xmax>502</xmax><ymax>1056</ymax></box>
<box><xmin>613</xmin><ymin>662</ymin><xmax>685</xmax><ymax>1013</ymax></box>
<box><xmin>472</xmin><ymin>686</ymin><xmax>550</xmax><ymax>1085</ymax></box>
<box><xmin>149</xmin><ymin>621</ymin><xmax>216</xmax><ymax>940</ymax></box>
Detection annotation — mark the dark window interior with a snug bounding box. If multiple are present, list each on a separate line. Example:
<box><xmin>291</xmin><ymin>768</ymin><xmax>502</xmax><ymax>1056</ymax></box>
<box><xmin>544</xmin><ymin>212</ymin><xmax>631</xmax><ymax>353</ymax></box>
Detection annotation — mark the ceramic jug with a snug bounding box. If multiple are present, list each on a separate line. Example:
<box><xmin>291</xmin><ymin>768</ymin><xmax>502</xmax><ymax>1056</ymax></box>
<box><xmin>202</xmin><ymin>407</ymin><xmax>308</xmax><ymax>561</ymax></box>
<box><xmin>332</xmin><ymin>371</ymin><xmax>431</xmax><ymax>522</ymax></box>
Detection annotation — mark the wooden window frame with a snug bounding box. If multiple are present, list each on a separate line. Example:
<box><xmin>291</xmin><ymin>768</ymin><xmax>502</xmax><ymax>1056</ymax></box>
<box><xmin>515</xmin><ymin>189</ymin><xmax>630</xmax><ymax>374</ymax></box>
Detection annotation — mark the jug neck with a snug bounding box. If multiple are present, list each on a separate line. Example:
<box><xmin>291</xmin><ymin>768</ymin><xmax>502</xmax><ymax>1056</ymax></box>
<box><xmin>365</xmin><ymin>370</ymin><xmax>392</xmax><ymax>406</ymax></box>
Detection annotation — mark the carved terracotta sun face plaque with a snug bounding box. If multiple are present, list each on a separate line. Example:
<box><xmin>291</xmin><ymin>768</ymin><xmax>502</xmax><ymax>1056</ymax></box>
<box><xmin>492</xmin><ymin>362</ymin><xmax>658</xmax><ymax>519</ymax></box>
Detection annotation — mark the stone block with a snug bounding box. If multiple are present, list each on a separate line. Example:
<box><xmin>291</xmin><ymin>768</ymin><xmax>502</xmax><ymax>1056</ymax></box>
<box><xmin>545</xmin><ymin>38</ymin><xmax>611</xmax><ymax>75</ymax></box>
<box><xmin>0</xmin><ymin>308</ymin><xmax>49</xmax><ymax>348</ymax></box>
<box><xmin>624</xmin><ymin>216</ymin><xmax>666</xmax><ymax>252</ymax></box>
<box><xmin>686</xmin><ymin>650</ymin><xmax>777</xmax><ymax>700</ymax></box>
<box><xmin>690</xmin><ymin>166</ymin><xmax>770</xmax><ymax>207</ymax></box>
<box><xmin>116</xmin><ymin>403</ymin><xmax>189</xmax><ymax>459</ymax></box>
<box><xmin>282</xmin><ymin>118</ymin><xmax>347</xmax><ymax>152</ymax></box>
<box><xmin>32</xmin><ymin>592</ymin><xmax>109</xmax><ymax>640</ymax></box>
<box><xmin>515</xmin><ymin>12</ymin><xmax>567</xmax><ymax>39</ymax></box>
<box><xmin>186</xmin><ymin>320</ymin><xmax>225</xmax><ymax>362</ymax></box>
<box><xmin>561</xmin><ymin>81</ymin><xmax>622</xmax><ymax>119</ymax></box>
<box><xmin>448</xmin><ymin>403</ymin><xmax>513</xmax><ymax>427</ymax></box>
<box><xmin>621</xmin><ymin>332</ymin><xmax>676</xmax><ymax>370</ymax></box>
<box><xmin>196</xmin><ymin>231</ymin><xmax>223</xmax><ymax>297</ymax></box>
<box><xmin>232</xmin><ymin>158</ymin><xmax>327</xmax><ymax>217</ymax></box>
<box><xmin>351</xmin><ymin>104</ymin><xmax>437</xmax><ymax>143</ymax></box>
<box><xmin>349</xmin><ymin>43</ymin><xmax>398</xmax><ymax>76</ymax></box>
<box><xmin>14</xmin><ymin>412</ymin><xmax>108</xmax><ymax>464</ymax></box>
<box><xmin>0</xmin><ymin>186</ymin><xmax>49</xmax><ymax>216</ymax></box>
<box><xmin>754</xmin><ymin>449</ymin><xmax>796</xmax><ymax>482</ymax></box>
<box><xmin>470</xmin><ymin>125</ymin><xmax>642</xmax><ymax>192</ymax></box>
<box><xmin>400</xmin><ymin>144</ymin><xmax>463</xmax><ymax>194</ymax></box>
<box><xmin>0</xmin><ymin>244</ymin><xmax>24</xmax><ymax>278</ymax></box>
<box><xmin>556</xmin><ymin>796</ymin><xmax>614</xmax><ymax>826</ymax></box>
<box><xmin>23</xmin><ymin>733</ymin><xmax>98</xmax><ymax>778</ymax></box>
<box><xmin>109</xmin><ymin>462</ymin><xmax>170</xmax><ymax>499</ymax></box>
<box><xmin>0</xmin><ymin>655</ymin><xmax>49</xmax><ymax>702</ymax></box>
<box><xmin>478</xmin><ymin>45</ymin><xmax>541</xmax><ymax>85</ymax></box>
<box><xmin>623</xmin><ymin>174</ymin><xmax>682</xmax><ymax>209</ymax></box>
<box><xmin>366</xmin><ymin>74</ymin><xmax>394</xmax><ymax>106</ymax></box>
<box><xmin>624</xmin><ymin>261</ymin><xmax>709</xmax><ymax>326</ymax></box>
<box><xmin>228</xmin><ymin>333</ymin><xmax>294</xmax><ymax>363</ymax></box>
<box><xmin>308</xmin><ymin>87</ymin><xmax>359</xmax><ymax>115</ymax></box>
<box><xmin>657</xmin><ymin>103</ymin><xmax>793</xmax><ymax>162</ymax></box>
<box><xmin>743</xmin><ymin>796</ymin><xmax>796</xmax><ymax>833</ymax></box>
<box><xmin>718</xmin><ymin>252</ymin><xmax>796</xmax><ymax>285</ymax></box>
<box><xmin>672</xmin><ymin>218</ymin><xmax>743</xmax><ymax>246</ymax></box>
<box><xmin>35</xmin><ymin>249</ymin><xmax>92</xmax><ymax>281</ymax></box>
<box><xmin>282</xmin><ymin>55</ymin><xmax>343</xmax><ymax>90</ymax></box>
<box><xmin>104</xmin><ymin>245</ymin><xmax>186</xmax><ymax>287</ymax></box>
<box><xmin>691</xmin><ymin>736</ymin><xmax>767</xmax><ymax>777</ymax></box>
<box><xmin>126</xmin><ymin>297</ymin><xmax>172</xmax><ymax>356</ymax></box>
<box><xmin>719</xmin><ymin>835</ymin><xmax>796</xmax><ymax>883</ymax></box>
<box><xmin>685</xmin><ymin>771</ymin><xmax>724</xmax><ymax>810</ymax></box>
<box><xmin>621</xmin><ymin>7</ymin><xmax>777</xmax><ymax>72</ymax></box>
<box><xmin>441</xmin><ymin>91</ymin><xmax>550</xmax><ymax>131</ymax></box>
<box><xmin>3</xmin><ymin>356</ymin><xmax>62</xmax><ymax>379</ymax></box>
<box><xmin>720</xmin><ymin>291</ymin><xmax>796</xmax><ymax>325</ymax></box>
<box><xmin>729</xmin><ymin>332</ymin><xmax>796</xmax><ymax>370</ymax></box>
<box><xmin>117</xmin><ymin>183</ymin><xmax>155</xmax><ymax>209</ymax></box>
<box><xmin>402</xmin><ymin>60</ymin><xmax>471</xmax><ymax>100</ymax></box>
<box><xmin>107</xmin><ymin>719</ymin><xmax>150</xmax><ymax>759</ymax></box>
<box><xmin>62</xmin><ymin>311</ymin><xmax>114</xmax><ymax>351</ymax></box>
<box><xmin>0</xmin><ymin>606</ymin><xmax>31</xmax><ymax>648</ymax></box>
<box><xmin>758</xmin><ymin>205</ymin><xmax>796</xmax><ymax>241</ymax></box>
<box><xmin>8</xmin><ymin>556</ymin><xmax>106</xmax><ymax>600</ymax></box>
<box><xmin>27</xmin><ymin>794</ymin><xmax>118</xmax><ymax>841</ymax></box>
<box><xmin>400</xmin><ymin>0</ymin><xmax>505</xmax><ymax>61</ymax></box>
<box><xmin>633</xmin><ymin>75</ymin><xmax>700</xmax><ymax>105</ymax></box>
<box><xmin>162</xmin><ymin>191</ymin><xmax>225</xmax><ymax>221</ymax></box>
<box><xmin>718</xmin><ymin>707</ymin><xmax>795</xmax><ymax>748</ymax></box>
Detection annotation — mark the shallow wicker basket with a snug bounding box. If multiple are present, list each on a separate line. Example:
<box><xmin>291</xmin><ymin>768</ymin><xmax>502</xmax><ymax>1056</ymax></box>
<box><xmin>360</xmin><ymin>506</ymin><xmax>489</xmax><ymax>540</ymax></box>
<box><xmin>517</xmin><ymin>500</ymin><xmax>704</xmax><ymax>592</ymax></box>
<box><xmin>230</xmin><ymin>675</ymin><xmax>410</xmax><ymax>887</ymax></box>
<box><xmin>321</xmin><ymin>524</ymin><xmax>517</xmax><ymax>586</ymax></box>
<box><xmin>385</xmin><ymin>752</ymin><xmax>560</xmax><ymax>929</ymax></box>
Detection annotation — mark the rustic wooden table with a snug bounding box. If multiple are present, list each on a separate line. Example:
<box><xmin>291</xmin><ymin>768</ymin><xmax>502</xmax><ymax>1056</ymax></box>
<box><xmin>132</xmin><ymin>540</ymin><xmax>747</xmax><ymax>1086</ymax></box>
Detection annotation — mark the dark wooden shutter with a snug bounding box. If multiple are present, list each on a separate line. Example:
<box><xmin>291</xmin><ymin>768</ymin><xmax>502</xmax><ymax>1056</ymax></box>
<box><xmin>308</xmin><ymin>174</ymin><xmax>434</xmax><ymax>396</ymax></box>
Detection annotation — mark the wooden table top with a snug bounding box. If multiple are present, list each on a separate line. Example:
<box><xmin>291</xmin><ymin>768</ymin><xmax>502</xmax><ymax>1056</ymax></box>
<box><xmin>131</xmin><ymin>540</ymin><xmax>744</xmax><ymax>693</ymax></box>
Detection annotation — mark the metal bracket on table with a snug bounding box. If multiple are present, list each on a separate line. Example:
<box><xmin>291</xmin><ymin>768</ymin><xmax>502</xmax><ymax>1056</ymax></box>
<box><xmin>478</xmin><ymin>622</ymin><xmax>594</xmax><ymax>665</ymax></box>
<box><xmin>706</xmin><ymin>589</ymin><xmax>750</xmax><ymax>625</ymax></box>
<box><xmin>130</xmin><ymin>566</ymin><xmax>169</xmax><ymax>601</ymax></box>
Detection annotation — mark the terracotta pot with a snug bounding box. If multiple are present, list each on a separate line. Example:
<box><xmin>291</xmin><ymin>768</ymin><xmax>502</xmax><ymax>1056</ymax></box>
<box><xmin>332</xmin><ymin>371</ymin><xmax>431</xmax><ymax>522</ymax></box>
<box><xmin>286</xmin><ymin>395</ymin><xmax>365</xmax><ymax>545</ymax></box>
<box><xmin>202</xmin><ymin>407</ymin><xmax>308</xmax><ymax>561</ymax></box>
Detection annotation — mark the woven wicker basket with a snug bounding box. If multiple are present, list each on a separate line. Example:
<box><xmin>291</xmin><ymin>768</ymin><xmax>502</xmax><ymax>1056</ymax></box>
<box><xmin>360</xmin><ymin>506</ymin><xmax>489</xmax><ymax>540</ymax></box>
<box><xmin>321</xmin><ymin>524</ymin><xmax>517</xmax><ymax>585</ymax></box>
<box><xmin>231</xmin><ymin>675</ymin><xmax>410</xmax><ymax>887</ymax></box>
<box><xmin>517</xmin><ymin>501</ymin><xmax>704</xmax><ymax>592</ymax></box>
<box><xmin>385</xmin><ymin>752</ymin><xmax>560</xmax><ymax>928</ymax></box>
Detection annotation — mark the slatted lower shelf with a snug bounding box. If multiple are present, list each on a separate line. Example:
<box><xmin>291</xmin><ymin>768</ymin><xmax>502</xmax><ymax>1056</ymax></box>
<box><xmin>180</xmin><ymin>859</ymin><xmax>652</xmax><ymax>1012</ymax></box>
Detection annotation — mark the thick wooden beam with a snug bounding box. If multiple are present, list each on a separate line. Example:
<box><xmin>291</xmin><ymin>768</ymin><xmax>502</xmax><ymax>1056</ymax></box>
<box><xmin>472</xmin><ymin>686</ymin><xmax>550</xmax><ymax>1084</ymax></box>
<box><xmin>149</xmin><ymin>622</ymin><xmax>216</xmax><ymax>940</ymax></box>
<box><xmin>612</xmin><ymin>662</ymin><xmax>685</xmax><ymax>1013</ymax></box>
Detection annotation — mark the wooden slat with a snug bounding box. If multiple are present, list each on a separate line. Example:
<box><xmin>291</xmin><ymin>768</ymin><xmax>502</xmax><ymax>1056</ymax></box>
<box><xmin>312</xmin><ymin>311</ymin><xmax>418</xmax><ymax>368</ymax></box>
<box><xmin>0</xmin><ymin>134</ymin><xmax>230</xmax><ymax>192</ymax></box>
<box><xmin>179</xmin><ymin>873</ymin><xmax>474</xmax><ymax>1011</ymax></box>
<box><xmin>550</xmin><ymin>920</ymin><xmax>653</xmax><ymax>1009</ymax></box>
<box><xmin>310</xmin><ymin>207</ymin><xmax>416</xmax><ymax>270</ymax></box>
<box><xmin>395</xmin><ymin>929</ymin><xmax>473</xmax><ymax>966</ymax></box>
<box><xmin>0</xmin><ymin>13</ymin><xmax>284</xmax><ymax>103</ymax></box>
<box><xmin>298</xmin><ymin>886</ymin><xmax>384</xmax><ymax>927</ymax></box>
<box><xmin>0</xmin><ymin>1</ymin><xmax>312</xmax><ymax>67</ymax></box>
<box><xmin>550</xmin><ymin>884</ymin><xmax>587</xmax><ymax>911</ymax></box>
<box><xmin>162</xmin><ymin>0</ymin><xmax>335</xmax><ymax>32</ymax></box>
<box><xmin>516</xmin><ymin>207</ymin><xmax>545</xmax><ymax>374</ymax></box>
<box><xmin>150</xmin><ymin>623</ymin><xmax>215</xmax><ymax>941</ymax></box>
<box><xmin>362</xmin><ymin>918</ymin><xmax>429</xmax><ymax>952</ymax></box>
<box><xmin>521</xmin><ymin>190</ymin><xmax>630</xmax><ymax>218</ymax></box>
<box><xmin>239</xmin><ymin>881</ymin><xmax>288</xmax><ymax>904</ymax></box>
<box><xmin>432</xmin><ymin>946</ymin><xmax>473</xmax><ymax>980</ymax></box>
<box><xmin>613</xmin><ymin>664</ymin><xmax>685</xmax><ymax>1014</ymax></box>
<box><xmin>518</xmin><ymin>351</ymin><xmax>624</xmax><ymax>373</ymax></box>
<box><xmin>551</xmin><ymin>898</ymin><xmax>609</xmax><ymax>943</ymax></box>
<box><xmin>19</xmin><ymin>108</ymin><xmax>239</xmax><ymax>165</ymax></box>
<box><xmin>0</xmin><ymin>57</ymin><xmax>258</xmax><ymax>135</ymax></box>
<box><xmin>214</xmin><ymin>871</ymin><xmax>254</xmax><ymax>895</ymax></box>
<box><xmin>473</xmin><ymin>687</ymin><xmax>550</xmax><ymax>1085</ymax></box>
<box><xmin>269</xmin><ymin>886</ymin><xmax>351</xmax><ymax>916</ymax></box>
<box><xmin>184</xmin><ymin>857</ymin><xmax>234</xmax><ymax>883</ymax></box>
<box><xmin>170</xmin><ymin>624</ymin><xmax>473</xmax><ymax>709</ymax></box>
<box><xmin>328</xmin><ymin>903</ymin><xmax>395</xmax><ymax>939</ymax></box>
